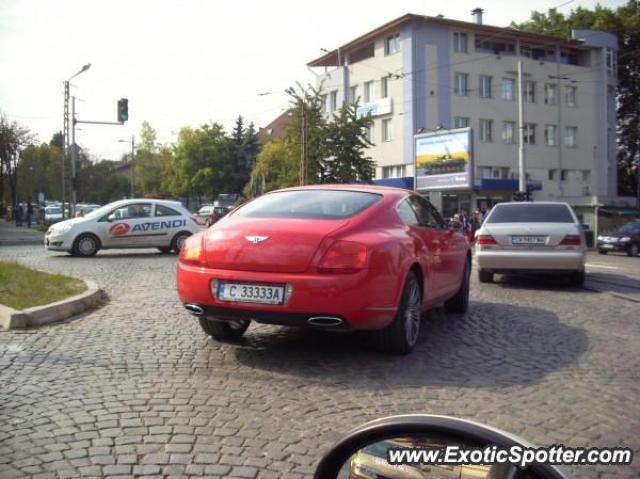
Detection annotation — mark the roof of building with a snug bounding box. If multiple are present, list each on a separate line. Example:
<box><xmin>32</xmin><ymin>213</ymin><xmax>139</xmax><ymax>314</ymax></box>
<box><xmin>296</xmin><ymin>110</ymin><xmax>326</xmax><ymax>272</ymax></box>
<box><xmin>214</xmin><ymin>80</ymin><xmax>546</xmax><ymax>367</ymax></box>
<box><xmin>258</xmin><ymin>110</ymin><xmax>292</xmax><ymax>141</ymax></box>
<box><xmin>307</xmin><ymin>13</ymin><xmax>588</xmax><ymax>67</ymax></box>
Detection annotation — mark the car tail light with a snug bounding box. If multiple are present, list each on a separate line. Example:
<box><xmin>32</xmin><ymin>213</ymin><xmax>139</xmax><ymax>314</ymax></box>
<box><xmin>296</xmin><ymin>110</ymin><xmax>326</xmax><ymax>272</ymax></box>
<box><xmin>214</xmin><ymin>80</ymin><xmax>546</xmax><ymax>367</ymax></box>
<box><xmin>559</xmin><ymin>235</ymin><xmax>582</xmax><ymax>246</ymax></box>
<box><xmin>476</xmin><ymin>235</ymin><xmax>498</xmax><ymax>246</ymax></box>
<box><xmin>318</xmin><ymin>240</ymin><xmax>368</xmax><ymax>273</ymax></box>
<box><xmin>180</xmin><ymin>234</ymin><xmax>204</xmax><ymax>265</ymax></box>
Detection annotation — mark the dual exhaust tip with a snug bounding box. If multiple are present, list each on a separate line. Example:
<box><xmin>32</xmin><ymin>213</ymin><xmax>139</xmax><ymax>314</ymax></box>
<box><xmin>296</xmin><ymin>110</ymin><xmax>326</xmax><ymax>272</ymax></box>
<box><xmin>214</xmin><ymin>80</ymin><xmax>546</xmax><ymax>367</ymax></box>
<box><xmin>183</xmin><ymin>304</ymin><xmax>343</xmax><ymax>327</ymax></box>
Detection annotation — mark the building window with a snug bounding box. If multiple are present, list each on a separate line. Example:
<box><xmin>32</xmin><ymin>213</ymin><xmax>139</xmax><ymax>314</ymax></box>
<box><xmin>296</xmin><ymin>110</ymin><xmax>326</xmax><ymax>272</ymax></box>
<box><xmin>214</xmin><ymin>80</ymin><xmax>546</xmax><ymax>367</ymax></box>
<box><xmin>381</xmin><ymin>76</ymin><xmax>388</xmax><ymax>98</ymax></box>
<box><xmin>501</xmin><ymin>78</ymin><xmax>515</xmax><ymax>100</ymax></box>
<box><xmin>385</xmin><ymin>33</ymin><xmax>400</xmax><ymax>55</ymax></box>
<box><xmin>367</xmin><ymin>123</ymin><xmax>376</xmax><ymax>144</ymax></box>
<box><xmin>582</xmin><ymin>170</ymin><xmax>590</xmax><ymax>182</ymax></box>
<box><xmin>502</xmin><ymin>121</ymin><xmax>515</xmax><ymax>144</ymax></box>
<box><xmin>382</xmin><ymin>118</ymin><xmax>393</xmax><ymax>142</ymax></box>
<box><xmin>364</xmin><ymin>81</ymin><xmax>374</xmax><ymax>103</ymax></box>
<box><xmin>329</xmin><ymin>91</ymin><xmax>338</xmax><ymax>112</ymax></box>
<box><xmin>561</xmin><ymin>170</ymin><xmax>568</xmax><ymax>181</ymax></box>
<box><xmin>453</xmin><ymin>32</ymin><xmax>468</xmax><ymax>53</ymax></box>
<box><xmin>454</xmin><ymin>73</ymin><xmax>468</xmax><ymax>96</ymax></box>
<box><xmin>383</xmin><ymin>165</ymin><xmax>405</xmax><ymax>178</ymax></box>
<box><xmin>479</xmin><ymin>75</ymin><xmax>492</xmax><ymax>98</ymax></box>
<box><xmin>349</xmin><ymin>85</ymin><xmax>358</xmax><ymax>103</ymax></box>
<box><xmin>524</xmin><ymin>80</ymin><xmax>536</xmax><ymax>103</ymax></box>
<box><xmin>523</xmin><ymin>123</ymin><xmax>536</xmax><ymax>145</ymax></box>
<box><xmin>479</xmin><ymin>119</ymin><xmax>493</xmax><ymax>143</ymax></box>
<box><xmin>565</xmin><ymin>86</ymin><xmax>577</xmax><ymax>107</ymax></box>
<box><xmin>565</xmin><ymin>126</ymin><xmax>577</xmax><ymax>147</ymax></box>
<box><xmin>544</xmin><ymin>124</ymin><xmax>557</xmax><ymax>146</ymax></box>
<box><xmin>544</xmin><ymin>84</ymin><xmax>557</xmax><ymax>105</ymax></box>
<box><xmin>548</xmin><ymin>169</ymin><xmax>557</xmax><ymax>181</ymax></box>
<box><xmin>454</xmin><ymin>117</ymin><xmax>469</xmax><ymax>128</ymax></box>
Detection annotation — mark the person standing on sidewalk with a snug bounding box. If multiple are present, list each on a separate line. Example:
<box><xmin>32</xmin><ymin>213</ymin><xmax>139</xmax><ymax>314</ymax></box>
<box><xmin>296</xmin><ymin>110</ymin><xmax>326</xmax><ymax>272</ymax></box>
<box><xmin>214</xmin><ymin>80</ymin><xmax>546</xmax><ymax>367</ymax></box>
<box><xmin>26</xmin><ymin>201</ymin><xmax>33</xmax><ymax>228</ymax></box>
<box><xmin>15</xmin><ymin>202</ymin><xmax>23</xmax><ymax>227</ymax></box>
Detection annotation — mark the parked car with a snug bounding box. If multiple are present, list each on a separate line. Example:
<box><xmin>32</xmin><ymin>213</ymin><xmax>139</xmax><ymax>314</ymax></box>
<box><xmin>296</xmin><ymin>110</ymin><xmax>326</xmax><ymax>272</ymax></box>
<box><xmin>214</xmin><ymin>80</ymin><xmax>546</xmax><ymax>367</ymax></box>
<box><xmin>597</xmin><ymin>222</ymin><xmax>640</xmax><ymax>256</ymax></box>
<box><xmin>45</xmin><ymin>199</ymin><xmax>200</xmax><ymax>257</ymax></box>
<box><xmin>176</xmin><ymin>185</ymin><xmax>471</xmax><ymax>354</ymax></box>
<box><xmin>44</xmin><ymin>205</ymin><xmax>63</xmax><ymax>225</ymax></box>
<box><xmin>475</xmin><ymin>201</ymin><xmax>587</xmax><ymax>285</ymax></box>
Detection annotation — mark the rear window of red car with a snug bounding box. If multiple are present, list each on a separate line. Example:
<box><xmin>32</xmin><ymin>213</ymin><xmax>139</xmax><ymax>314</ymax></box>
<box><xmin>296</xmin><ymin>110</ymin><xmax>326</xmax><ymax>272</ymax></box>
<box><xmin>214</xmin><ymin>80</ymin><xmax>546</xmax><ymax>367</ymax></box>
<box><xmin>234</xmin><ymin>190</ymin><xmax>382</xmax><ymax>220</ymax></box>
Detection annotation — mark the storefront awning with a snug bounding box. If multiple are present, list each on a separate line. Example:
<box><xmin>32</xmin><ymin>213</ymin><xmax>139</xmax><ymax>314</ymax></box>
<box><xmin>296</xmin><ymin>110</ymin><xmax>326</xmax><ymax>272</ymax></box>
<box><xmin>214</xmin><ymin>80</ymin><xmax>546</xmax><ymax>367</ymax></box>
<box><xmin>599</xmin><ymin>206</ymin><xmax>640</xmax><ymax>217</ymax></box>
<box><xmin>373</xmin><ymin>177</ymin><xmax>414</xmax><ymax>189</ymax></box>
<box><xmin>475</xmin><ymin>179</ymin><xmax>542</xmax><ymax>192</ymax></box>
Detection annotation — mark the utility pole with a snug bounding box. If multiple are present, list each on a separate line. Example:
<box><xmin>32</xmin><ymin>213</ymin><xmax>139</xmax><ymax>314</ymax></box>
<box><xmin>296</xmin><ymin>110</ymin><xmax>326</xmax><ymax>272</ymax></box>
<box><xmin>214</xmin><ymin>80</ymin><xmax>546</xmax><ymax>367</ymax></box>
<box><xmin>130</xmin><ymin>135</ymin><xmax>135</xmax><ymax>198</ymax></box>
<box><xmin>517</xmin><ymin>60</ymin><xmax>526</xmax><ymax>194</ymax></box>
<box><xmin>62</xmin><ymin>81</ymin><xmax>70</xmax><ymax>219</ymax></box>
<box><xmin>71</xmin><ymin>96</ymin><xmax>77</xmax><ymax>216</ymax></box>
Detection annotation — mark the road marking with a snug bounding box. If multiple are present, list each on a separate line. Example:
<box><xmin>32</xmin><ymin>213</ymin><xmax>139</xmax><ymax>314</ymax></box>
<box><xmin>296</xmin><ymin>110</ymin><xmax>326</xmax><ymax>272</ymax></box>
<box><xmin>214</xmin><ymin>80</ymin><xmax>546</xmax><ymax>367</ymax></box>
<box><xmin>585</xmin><ymin>263</ymin><xmax>620</xmax><ymax>270</ymax></box>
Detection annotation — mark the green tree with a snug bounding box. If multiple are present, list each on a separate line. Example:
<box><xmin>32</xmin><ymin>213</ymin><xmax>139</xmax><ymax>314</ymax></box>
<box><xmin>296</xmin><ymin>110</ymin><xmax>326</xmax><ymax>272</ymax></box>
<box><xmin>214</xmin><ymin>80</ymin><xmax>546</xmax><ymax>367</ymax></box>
<box><xmin>513</xmin><ymin>1</ymin><xmax>640</xmax><ymax>197</ymax></box>
<box><xmin>285</xmin><ymin>84</ymin><xmax>327</xmax><ymax>184</ymax></box>
<box><xmin>244</xmin><ymin>139</ymin><xmax>298</xmax><ymax>197</ymax></box>
<box><xmin>16</xmin><ymin>143</ymin><xmax>63</xmax><ymax>202</ymax></box>
<box><xmin>134</xmin><ymin>121</ymin><xmax>162</xmax><ymax>197</ymax></box>
<box><xmin>0</xmin><ymin>113</ymin><xmax>35</xmax><ymax>208</ymax></box>
<box><xmin>323</xmin><ymin>102</ymin><xmax>375</xmax><ymax>183</ymax></box>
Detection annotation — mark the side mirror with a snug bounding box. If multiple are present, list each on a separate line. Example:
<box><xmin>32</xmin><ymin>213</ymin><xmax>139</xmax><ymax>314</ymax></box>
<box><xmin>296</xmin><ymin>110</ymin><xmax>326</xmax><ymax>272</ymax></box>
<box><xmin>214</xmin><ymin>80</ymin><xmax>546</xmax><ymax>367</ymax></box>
<box><xmin>314</xmin><ymin>415</ymin><xmax>570</xmax><ymax>479</ymax></box>
<box><xmin>107</xmin><ymin>213</ymin><xmax>116</xmax><ymax>222</ymax></box>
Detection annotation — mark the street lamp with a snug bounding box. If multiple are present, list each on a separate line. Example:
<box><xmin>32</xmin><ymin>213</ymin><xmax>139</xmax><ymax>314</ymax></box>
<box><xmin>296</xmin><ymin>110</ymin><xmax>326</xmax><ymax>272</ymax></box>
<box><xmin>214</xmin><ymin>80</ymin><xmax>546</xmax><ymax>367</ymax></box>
<box><xmin>63</xmin><ymin>63</ymin><xmax>91</xmax><ymax>218</ymax></box>
<box><xmin>118</xmin><ymin>137</ymin><xmax>135</xmax><ymax>198</ymax></box>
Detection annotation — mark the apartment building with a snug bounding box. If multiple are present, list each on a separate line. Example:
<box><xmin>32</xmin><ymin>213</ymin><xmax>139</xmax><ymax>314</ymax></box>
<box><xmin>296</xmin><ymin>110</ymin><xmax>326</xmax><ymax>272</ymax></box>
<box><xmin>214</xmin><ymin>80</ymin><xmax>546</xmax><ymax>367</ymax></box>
<box><xmin>307</xmin><ymin>11</ymin><xmax>618</xmax><ymax>219</ymax></box>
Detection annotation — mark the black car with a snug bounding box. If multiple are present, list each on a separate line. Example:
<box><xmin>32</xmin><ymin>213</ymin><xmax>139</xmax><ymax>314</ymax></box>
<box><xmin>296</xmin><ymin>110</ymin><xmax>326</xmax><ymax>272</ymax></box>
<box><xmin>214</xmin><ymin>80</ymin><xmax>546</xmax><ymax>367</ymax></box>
<box><xmin>597</xmin><ymin>222</ymin><xmax>640</xmax><ymax>256</ymax></box>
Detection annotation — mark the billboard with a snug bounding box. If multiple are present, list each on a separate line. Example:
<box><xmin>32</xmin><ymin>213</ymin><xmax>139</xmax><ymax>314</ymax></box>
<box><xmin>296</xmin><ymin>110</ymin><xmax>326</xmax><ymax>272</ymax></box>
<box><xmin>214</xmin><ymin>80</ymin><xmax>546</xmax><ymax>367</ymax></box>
<box><xmin>415</xmin><ymin>128</ymin><xmax>472</xmax><ymax>190</ymax></box>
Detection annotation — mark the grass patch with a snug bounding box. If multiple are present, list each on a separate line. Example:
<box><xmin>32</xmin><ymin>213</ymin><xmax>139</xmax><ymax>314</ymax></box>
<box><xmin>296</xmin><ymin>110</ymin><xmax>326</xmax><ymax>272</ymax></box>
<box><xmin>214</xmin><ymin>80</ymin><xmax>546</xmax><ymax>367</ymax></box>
<box><xmin>34</xmin><ymin>224</ymin><xmax>48</xmax><ymax>232</ymax></box>
<box><xmin>0</xmin><ymin>261</ymin><xmax>87</xmax><ymax>310</ymax></box>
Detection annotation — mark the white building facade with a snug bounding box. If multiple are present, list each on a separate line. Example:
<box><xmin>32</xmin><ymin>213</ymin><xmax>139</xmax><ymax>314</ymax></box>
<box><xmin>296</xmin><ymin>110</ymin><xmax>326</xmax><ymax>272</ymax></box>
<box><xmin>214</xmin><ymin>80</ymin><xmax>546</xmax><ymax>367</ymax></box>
<box><xmin>308</xmin><ymin>13</ymin><xmax>618</xmax><ymax>221</ymax></box>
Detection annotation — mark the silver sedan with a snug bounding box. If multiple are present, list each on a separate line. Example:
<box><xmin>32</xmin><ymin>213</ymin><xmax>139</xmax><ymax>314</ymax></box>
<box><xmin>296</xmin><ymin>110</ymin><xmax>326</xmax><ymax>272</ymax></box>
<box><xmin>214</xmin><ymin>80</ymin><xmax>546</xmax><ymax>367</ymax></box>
<box><xmin>474</xmin><ymin>201</ymin><xmax>587</xmax><ymax>286</ymax></box>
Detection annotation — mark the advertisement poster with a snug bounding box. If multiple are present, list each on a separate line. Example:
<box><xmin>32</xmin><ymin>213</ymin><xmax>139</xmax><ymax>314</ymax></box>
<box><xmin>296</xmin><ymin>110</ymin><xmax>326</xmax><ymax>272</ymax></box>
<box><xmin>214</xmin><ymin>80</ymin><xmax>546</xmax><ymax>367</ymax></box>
<box><xmin>415</xmin><ymin>128</ymin><xmax>472</xmax><ymax>190</ymax></box>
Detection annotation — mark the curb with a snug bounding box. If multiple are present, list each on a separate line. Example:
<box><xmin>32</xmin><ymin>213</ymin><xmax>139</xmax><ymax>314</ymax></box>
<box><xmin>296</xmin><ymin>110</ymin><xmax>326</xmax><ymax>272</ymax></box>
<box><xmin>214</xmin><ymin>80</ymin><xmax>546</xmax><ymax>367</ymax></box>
<box><xmin>0</xmin><ymin>240</ymin><xmax>45</xmax><ymax>247</ymax></box>
<box><xmin>0</xmin><ymin>279</ymin><xmax>106</xmax><ymax>330</ymax></box>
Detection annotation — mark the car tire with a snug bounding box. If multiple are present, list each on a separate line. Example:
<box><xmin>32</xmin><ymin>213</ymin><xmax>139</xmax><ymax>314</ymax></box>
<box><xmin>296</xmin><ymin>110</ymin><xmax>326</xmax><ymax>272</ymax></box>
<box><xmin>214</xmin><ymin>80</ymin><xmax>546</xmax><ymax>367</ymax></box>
<box><xmin>445</xmin><ymin>258</ymin><xmax>470</xmax><ymax>313</ymax></box>
<box><xmin>572</xmin><ymin>270</ymin><xmax>585</xmax><ymax>287</ymax></box>
<box><xmin>370</xmin><ymin>271</ymin><xmax>422</xmax><ymax>355</ymax></box>
<box><xmin>627</xmin><ymin>243</ymin><xmax>639</xmax><ymax>257</ymax></box>
<box><xmin>158</xmin><ymin>247</ymin><xmax>172</xmax><ymax>254</ymax></box>
<box><xmin>598</xmin><ymin>249</ymin><xmax>608</xmax><ymax>255</ymax></box>
<box><xmin>72</xmin><ymin>234</ymin><xmax>100</xmax><ymax>257</ymax></box>
<box><xmin>198</xmin><ymin>317</ymin><xmax>250</xmax><ymax>341</ymax></box>
<box><xmin>478</xmin><ymin>269</ymin><xmax>493</xmax><ymax>283</ymax></box>
<box><xmin>171</xmin><ymin>231</ymin><xmax>192</xmax><ymax>254</ymax></box>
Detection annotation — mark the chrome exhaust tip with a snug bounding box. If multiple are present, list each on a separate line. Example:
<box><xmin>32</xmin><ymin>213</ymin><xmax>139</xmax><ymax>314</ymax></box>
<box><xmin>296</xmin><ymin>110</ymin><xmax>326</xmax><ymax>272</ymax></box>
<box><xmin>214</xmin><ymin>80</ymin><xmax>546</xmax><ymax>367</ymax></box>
<box><xmin>184</xmin><ymin>304</ymin><xmax>204</xmax><ymax>316</ymax></box>
<box><xmin>307</xmin><ymin>316</ymin><xmax>344</xmax><ymax>327</ymax></box>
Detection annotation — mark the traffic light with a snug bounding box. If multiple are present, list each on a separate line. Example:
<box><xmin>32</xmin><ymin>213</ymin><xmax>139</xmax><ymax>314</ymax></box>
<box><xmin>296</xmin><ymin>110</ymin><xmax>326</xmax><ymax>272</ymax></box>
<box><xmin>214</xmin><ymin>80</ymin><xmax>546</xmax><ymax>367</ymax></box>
<box><xmin>117</xmin><ymin>98</ymin><xmax>128</xmax><ymax>122</ymax></box>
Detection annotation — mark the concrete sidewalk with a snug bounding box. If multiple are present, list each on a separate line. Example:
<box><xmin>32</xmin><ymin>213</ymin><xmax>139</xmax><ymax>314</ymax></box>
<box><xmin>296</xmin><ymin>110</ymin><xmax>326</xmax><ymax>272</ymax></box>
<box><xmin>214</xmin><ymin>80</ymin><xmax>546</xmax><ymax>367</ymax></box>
<box><xmin>0</xmin><ymin>218</ymin><xmax>45</xmax><ymax>246</ymax></box>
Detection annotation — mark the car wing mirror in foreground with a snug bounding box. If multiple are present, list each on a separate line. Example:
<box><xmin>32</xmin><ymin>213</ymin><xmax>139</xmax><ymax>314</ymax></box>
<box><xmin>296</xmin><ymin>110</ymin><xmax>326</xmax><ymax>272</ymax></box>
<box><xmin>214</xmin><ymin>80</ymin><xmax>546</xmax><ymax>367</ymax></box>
<box><xmin>107</xmin><ymin>213</ymin><xmax>116</xmax><ymax>222</ymax></box>
<box><xmin>314</xmin><ymin>415</ymin><xmax>570</xmax><ymax>479</ymax></box>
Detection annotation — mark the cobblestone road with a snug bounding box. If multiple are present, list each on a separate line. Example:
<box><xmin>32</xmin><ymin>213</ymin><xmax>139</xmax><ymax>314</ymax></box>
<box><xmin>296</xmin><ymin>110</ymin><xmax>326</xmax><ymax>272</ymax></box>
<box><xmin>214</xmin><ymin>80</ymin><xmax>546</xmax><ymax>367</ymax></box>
<box><xmin>0</xmin><ymin>246</ymin><xmax>638</xmax><ymax>478</ymax></box>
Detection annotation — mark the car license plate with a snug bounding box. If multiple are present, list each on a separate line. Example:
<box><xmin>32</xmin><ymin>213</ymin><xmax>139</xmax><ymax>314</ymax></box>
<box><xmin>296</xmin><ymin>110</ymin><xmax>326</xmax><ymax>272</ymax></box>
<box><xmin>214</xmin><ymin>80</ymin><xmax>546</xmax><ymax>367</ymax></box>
<box><xmin>217</xmin><ymin>282</ymin><xmax>285</xmax><ymax>305</ymax></box>
<box><xmin>511</xmin><ymin>235</ymin><xmax>547</xmax><ymax>245</ymax></box>
<box><xmin>602</xmin><ymin>244</ymin><xmax>614</xmax><ymax>249</ymax></box>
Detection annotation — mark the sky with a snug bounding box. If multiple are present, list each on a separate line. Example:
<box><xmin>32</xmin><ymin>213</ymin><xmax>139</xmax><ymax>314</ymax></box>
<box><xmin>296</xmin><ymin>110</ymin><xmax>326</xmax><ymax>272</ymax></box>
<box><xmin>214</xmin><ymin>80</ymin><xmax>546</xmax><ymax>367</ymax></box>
<box><xmin>0</xmin><ymin>0</ymin><xmax>626</xmax><ymax>161</ymax></box>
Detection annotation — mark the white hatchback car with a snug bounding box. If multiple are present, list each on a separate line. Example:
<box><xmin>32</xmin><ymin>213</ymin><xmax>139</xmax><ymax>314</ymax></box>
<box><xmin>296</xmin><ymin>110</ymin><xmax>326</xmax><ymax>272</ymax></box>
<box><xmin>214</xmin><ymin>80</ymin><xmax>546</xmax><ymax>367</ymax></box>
<box><xmin>45</xmin><ymin>199</ymin><xmax>200</xmax><ymax>257</ymax></box>
<box><xmin>475</xmin><ymin>202</ymin><xmax>587</xmax><ymax>286</ymax></box>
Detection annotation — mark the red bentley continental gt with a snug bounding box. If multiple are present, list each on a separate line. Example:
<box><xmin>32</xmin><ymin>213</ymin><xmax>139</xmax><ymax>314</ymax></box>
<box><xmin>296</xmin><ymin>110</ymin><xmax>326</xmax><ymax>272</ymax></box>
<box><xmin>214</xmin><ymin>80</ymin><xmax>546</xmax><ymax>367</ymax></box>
<box><xmin>177</xmin><ymin>185</ymin><xmax>471</xmax><ymax>354</ymax></box>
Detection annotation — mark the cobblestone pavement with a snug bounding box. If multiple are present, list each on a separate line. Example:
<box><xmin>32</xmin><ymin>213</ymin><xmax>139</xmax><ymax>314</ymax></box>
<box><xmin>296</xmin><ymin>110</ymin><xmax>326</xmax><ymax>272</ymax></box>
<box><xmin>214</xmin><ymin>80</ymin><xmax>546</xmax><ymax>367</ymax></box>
<box><xmin>0</xmin><ymin>246</ymin><xmax>638</xmax><ymax>479</ymax></box>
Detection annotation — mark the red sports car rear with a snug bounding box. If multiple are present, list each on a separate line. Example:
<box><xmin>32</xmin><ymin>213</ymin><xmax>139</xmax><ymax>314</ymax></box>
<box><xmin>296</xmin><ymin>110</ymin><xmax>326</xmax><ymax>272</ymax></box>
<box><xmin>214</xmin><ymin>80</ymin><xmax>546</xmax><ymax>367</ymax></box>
<box><xmin>177</xmin><ymin>185</ymin><xmax>470</xmax><ymax>354</ymax></box>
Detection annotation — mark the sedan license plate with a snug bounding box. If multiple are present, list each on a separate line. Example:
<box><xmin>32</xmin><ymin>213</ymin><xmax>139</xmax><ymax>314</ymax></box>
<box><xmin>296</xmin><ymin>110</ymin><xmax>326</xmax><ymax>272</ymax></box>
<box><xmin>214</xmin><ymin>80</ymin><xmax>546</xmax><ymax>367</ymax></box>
<box><xmin>602</xmin><ymin>244</ymin><xmax>614</xmax><ymax>249</ymax></box>
<box><xmin>511</xmin><ymin>235</ymin><xmax>547</xmax><ymax>245</ymax></box>
<box><xmin>217</xmin><ymin>282</ymin><xmax>285</xmax><ymax>305</ymax></box>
